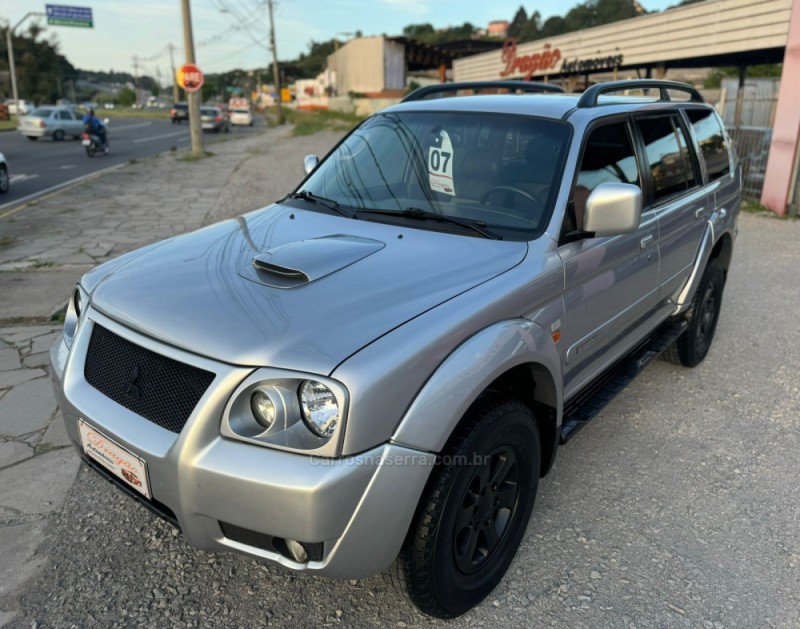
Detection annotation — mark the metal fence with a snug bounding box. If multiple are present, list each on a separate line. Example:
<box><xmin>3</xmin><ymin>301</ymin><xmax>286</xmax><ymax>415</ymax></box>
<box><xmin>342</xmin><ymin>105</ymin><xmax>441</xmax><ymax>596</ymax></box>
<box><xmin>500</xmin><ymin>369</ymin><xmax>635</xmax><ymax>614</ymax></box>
<box><xmin>718</xmin><ymin>78</ymin><xmax>779</xmax><ymax>202</ymax></box>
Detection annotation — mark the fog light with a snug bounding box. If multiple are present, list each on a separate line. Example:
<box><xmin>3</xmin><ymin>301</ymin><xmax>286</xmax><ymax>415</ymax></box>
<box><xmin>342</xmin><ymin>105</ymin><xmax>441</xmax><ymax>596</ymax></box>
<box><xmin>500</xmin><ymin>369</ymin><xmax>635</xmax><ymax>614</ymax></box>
<box><xmin>250</xmin><ymin>390</ymin><xmax>277</xmax><ymax>428</ymax></box>
<box><xmin>285</xmin><ymin>539</ymin><xmax>308</xmax><ymax>563</ymax></box>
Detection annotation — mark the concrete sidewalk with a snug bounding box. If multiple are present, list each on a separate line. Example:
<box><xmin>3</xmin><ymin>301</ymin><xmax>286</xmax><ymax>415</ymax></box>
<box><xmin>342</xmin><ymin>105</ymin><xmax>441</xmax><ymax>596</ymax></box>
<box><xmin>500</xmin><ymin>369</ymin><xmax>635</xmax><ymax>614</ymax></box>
<box><xmin>0</xmin><ymin>125</ymin><xmax>342</xmax><ymax>625</ymax></box>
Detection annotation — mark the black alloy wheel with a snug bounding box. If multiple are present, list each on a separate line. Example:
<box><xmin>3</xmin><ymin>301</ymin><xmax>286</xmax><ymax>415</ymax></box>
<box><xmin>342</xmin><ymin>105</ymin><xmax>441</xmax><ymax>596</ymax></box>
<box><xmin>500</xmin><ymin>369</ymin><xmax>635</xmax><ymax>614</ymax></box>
<box><xmin>399</xmin><ymin>396</ymin><xmax>541</xmax><ymax>618</ymax></box>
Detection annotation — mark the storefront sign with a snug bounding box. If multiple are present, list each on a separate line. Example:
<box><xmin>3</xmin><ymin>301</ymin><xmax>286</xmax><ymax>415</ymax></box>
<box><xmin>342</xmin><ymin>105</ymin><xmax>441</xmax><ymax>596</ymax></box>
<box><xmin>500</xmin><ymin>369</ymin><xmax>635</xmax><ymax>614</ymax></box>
<box><xmin>499</xmin><ymin>39</ymin><xmax>561</xmax><ymax>80</ymax></box>
<box><xmin>560</xmin><ymin>53</ymin><xmax>624</xmax><ymax>74</ymax></box>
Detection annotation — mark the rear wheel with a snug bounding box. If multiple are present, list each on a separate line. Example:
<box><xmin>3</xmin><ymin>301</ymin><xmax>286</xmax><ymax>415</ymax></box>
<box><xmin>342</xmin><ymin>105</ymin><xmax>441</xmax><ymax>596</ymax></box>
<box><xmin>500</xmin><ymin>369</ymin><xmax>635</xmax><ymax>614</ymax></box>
<box><xmin>399</xmin><ymin>396</ymin><xmax>540</xmax><ymax>618</ymax></box>
<box><xmin>53</xmin><ymin>129</ymin><xmax>65</xmax><ymax>141</ymax></box>
<box><xmin>27</xmin><ymin>136</ymin><xmax>38</xmax><ymax>141</ymax></box>
<box><xmin>664</xmin><ymin>259</ymin><xmax>725</xmax><ymax>367</ymax></box>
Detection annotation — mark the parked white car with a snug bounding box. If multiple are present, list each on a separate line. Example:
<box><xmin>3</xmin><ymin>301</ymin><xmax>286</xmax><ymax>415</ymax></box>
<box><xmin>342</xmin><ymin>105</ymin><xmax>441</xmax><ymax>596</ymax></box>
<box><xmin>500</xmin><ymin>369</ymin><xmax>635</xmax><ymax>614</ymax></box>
<box><xmin>230</xmin><ymin>107</ymin><xmax>254</xmax><ymax>126</ymax></box>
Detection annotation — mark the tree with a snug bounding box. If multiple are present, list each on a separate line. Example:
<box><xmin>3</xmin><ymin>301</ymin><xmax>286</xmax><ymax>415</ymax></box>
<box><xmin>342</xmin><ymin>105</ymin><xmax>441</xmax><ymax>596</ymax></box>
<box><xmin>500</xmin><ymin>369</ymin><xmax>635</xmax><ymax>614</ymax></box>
<box><xmin>518</xmin><ymin>11</ymin><xmax>542</xmax><ymax>42</ymax></box>
<box><xmin>116</xmin><ymin>87</ymin><xmax>136</xmax><ymax>107</ymax></box>
<box><xmin>508</xmin><ymin>6</ymin><xmax>529</xmax><ymax>39</ymax></box>
<box><xmin>0</xmin><ymin>25</ymin><xmax>77</xmax><ymax>103</ymax></box>
<box><xmin>403</xmin><ymin>24</ymin><xmax>435</xmax><ymax>39</ymax></box>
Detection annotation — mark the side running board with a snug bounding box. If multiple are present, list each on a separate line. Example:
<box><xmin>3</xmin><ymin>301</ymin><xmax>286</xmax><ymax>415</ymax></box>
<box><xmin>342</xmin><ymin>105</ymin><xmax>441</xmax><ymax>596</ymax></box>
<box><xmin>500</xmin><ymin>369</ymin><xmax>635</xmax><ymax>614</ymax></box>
<box><xmin>559</xmin><ymin>319</ymin><xmax>688</xmax><ymax>444</ymax></box>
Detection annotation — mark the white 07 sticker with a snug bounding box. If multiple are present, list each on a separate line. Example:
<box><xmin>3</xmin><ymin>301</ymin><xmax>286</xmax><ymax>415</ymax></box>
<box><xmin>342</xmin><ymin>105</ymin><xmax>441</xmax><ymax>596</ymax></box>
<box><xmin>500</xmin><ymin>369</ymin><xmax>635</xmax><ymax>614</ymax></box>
<box><xmin>428</xmin><ymin>131</ymin><xmax>455</xmax><ymax>196</ymax></box>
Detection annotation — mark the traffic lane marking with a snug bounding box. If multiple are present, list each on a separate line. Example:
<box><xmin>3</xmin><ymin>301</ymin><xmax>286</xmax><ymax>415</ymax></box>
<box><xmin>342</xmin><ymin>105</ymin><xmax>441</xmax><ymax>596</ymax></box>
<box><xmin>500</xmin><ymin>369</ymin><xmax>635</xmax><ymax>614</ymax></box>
<box><xmin>132</xmin><ymin>130</ymin><xmax>188</xmax><ymax>144</ymax></box>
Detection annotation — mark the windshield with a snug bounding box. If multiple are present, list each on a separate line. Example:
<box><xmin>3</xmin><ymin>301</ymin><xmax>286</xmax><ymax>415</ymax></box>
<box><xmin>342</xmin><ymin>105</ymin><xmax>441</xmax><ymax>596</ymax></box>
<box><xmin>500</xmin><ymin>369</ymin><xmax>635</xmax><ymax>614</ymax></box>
<box><xmin>29</xmin><ymin>108</ymin><xmax>53</xmax><ymax>118</ymax></box>
<box><xmin>299</xmin><ymin>111</ymin><xmax>569</xmax><ymax>240</ymax></box>
<box><xmin>201</xmin><ymin>108</ymin><xmax>217</xmax><ymax>116</ymax></box>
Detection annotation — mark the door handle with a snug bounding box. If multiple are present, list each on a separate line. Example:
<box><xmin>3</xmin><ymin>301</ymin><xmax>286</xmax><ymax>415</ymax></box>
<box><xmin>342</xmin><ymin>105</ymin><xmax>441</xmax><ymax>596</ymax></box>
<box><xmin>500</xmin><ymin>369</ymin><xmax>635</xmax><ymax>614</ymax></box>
<box><xmin>640</xmin><ymin>234</ymin><xmax>654</xmax><ymax>249</ymax></box>
<box><xmin>695</xmin><ymin>207</ymin><xmax>706</xmax><ymax>219</ymax></box>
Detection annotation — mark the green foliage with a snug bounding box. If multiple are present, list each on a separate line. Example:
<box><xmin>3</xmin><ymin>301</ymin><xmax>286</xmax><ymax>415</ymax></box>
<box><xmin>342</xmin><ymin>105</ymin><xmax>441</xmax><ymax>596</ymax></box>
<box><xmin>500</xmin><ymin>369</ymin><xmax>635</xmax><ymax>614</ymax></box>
<box><xmin>517</xmin><ymin>0</ymin><xmax>643</xmax><ymax>43</ymax></box>
<box><xmin>116</xmin><ymin>87</ymin><xmax>136</xmax><ymax>107</ymax></box>
<box><xmin>704</xmin><ymin>64</ymin><xmax>782</xmax><ymax>88</ymax></box>
<box><xmin>0</xmin><ymin>25</ymin><xmax>77</xmax><ymax>103</ymax></box>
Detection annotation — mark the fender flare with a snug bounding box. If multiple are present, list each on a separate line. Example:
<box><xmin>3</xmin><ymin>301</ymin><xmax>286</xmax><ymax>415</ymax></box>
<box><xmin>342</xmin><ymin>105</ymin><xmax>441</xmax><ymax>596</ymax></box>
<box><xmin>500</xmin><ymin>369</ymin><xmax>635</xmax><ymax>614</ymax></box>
<box><xmin>391</xmin><ymin>318</ymin><xmax>563</xmax><ymax>454</ymax></box>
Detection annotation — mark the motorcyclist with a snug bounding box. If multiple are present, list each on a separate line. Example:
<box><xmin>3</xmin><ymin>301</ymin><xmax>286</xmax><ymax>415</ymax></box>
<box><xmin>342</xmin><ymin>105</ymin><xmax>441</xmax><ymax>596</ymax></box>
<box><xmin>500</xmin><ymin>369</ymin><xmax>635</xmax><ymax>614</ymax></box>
<box><xmin>82</xmin><ymin>108</ymin><xmax>108</xmax><ymax>152</ymax></box>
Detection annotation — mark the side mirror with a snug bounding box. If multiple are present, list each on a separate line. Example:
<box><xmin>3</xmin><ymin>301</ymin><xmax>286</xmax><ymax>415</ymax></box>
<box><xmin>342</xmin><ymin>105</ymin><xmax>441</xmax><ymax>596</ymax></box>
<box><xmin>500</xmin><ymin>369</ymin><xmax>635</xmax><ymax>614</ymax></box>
<box><xmin>583</xmin><ymin>182</ymin><xmax>642</xmax><ymax>237</ymax></box>
<box><xmin>303</xmin><ymin>154</ymin><xmax>319</xmax><ymax>175</ymax></box>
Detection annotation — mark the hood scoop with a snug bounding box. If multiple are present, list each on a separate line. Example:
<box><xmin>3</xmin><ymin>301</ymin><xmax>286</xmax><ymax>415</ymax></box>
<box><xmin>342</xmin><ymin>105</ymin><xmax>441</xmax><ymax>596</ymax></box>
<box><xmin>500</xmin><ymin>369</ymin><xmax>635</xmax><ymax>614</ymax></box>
<box><xmin>241</xmin><ymin>235</ymin><xmax>385</xmax><ymax>288</ymax></box>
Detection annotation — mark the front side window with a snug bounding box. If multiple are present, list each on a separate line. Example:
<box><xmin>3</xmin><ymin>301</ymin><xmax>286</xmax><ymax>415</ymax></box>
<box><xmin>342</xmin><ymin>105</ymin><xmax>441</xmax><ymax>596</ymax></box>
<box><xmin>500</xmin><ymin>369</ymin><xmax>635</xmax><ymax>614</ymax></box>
<box><xmin>686</xmin><ymin>109</ymin><xmax>731</xmax><ymax>182</ymax></box>
<box><xmin>636</xmin><ymin>116</ymin><xmax>693</xmax><ymax>203</ymax></box>
<box><xmin>298</xmin><ymin>111</ymin><xmax>571</xmax><ymax>241</ymax></box>
<box><xmin>569</xmin><ymin>121</ymin><xmax>640</xmax><ymax>230</ymax></box>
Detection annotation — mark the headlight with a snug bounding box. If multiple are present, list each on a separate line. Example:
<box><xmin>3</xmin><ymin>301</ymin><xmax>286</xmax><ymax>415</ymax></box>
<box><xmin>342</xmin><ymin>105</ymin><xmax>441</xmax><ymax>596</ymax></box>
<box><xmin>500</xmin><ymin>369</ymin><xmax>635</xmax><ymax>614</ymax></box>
<box><xmin>63</xmin><ymin>285</ymin><xmax>87</xmax><ymax>349</ymax></box>
<box><xmin>221</xmin><ymin>369</ymin><xmax>348</xmax><ymax>457</ymax></box>
<box><xmin>299</xmin><ymin>381</ymin><xmax>339</xmax><ymax>438</ymax></box>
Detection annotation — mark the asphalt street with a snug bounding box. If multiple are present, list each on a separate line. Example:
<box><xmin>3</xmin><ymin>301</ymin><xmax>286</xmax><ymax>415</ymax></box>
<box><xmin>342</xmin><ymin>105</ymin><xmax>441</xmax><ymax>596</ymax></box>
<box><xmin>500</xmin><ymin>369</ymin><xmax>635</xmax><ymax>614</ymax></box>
<box><xmin>0</xmin><ymin>117</ymin><xmax>262</xmax><ymax>213</ymax></box>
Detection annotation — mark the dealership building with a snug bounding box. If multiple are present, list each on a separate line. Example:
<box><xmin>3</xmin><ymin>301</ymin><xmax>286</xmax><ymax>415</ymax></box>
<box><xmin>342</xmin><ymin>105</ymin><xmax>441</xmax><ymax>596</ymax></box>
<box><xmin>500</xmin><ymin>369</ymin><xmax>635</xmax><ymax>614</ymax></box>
<box><xmin>452</xmin><ymin>0</ymin><xmax>800</xmax><ymax>216</ymax></box>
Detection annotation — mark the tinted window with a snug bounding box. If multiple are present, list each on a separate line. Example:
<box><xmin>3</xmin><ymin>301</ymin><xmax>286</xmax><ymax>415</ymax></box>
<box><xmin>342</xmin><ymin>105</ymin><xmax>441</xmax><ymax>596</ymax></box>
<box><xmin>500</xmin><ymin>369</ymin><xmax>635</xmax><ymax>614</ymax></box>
<box><xmin>636</xmin><ymin>116</ymin><xmax>692</xmax><ymax>202</ymax></box>
<box><xmin>686</xmin><ymin>109</ymin><xmax>731</xmax><ymax>181</ymax></box>
<box><xmin>30</xmin><ymin>108</ymin><xmax>54</xmax><ymax>118</ymax></box>
<box><xmin>300</xmin><ymin>112</ymin><xmax>570</xmax><ymax>241</ymax></box>
<box><xmin>57</xmin><ymin>110</ymin><xmax>73</xmax><ymax>120</ymax></box>
<box><xmin>570</xmin><ymin>122</ymin><xmax>640</xmax><ymax>230</ymax></box>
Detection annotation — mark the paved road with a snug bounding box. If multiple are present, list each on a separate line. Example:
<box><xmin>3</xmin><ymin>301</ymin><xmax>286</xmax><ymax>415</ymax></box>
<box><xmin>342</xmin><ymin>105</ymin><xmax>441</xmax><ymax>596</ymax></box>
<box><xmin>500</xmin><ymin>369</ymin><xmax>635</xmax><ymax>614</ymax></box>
<box><xmin>0</xmin><ymin>117</ymin><xmax>262</xmax><ymax>213</ymax></box>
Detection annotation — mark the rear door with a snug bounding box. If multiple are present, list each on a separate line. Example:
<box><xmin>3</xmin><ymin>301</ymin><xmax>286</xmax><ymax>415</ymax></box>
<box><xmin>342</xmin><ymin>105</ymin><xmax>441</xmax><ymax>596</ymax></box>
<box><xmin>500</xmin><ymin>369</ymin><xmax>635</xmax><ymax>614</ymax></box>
<box><xmin>558</xmin><ymin>117</ymin><xmax>661</xmax><ymax>399</ymax></box>
<box><xmin>633</xmin><ymin>113</ymin><xmax>708</xmax><ymax>297</ymax></box>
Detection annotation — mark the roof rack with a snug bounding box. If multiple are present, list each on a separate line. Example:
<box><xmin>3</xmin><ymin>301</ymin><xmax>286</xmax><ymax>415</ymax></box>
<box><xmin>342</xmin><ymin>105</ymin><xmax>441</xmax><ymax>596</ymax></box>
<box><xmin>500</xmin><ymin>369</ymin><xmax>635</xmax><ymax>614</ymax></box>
<box><xmin>577</xmin><ymin>80</ymin><xmax>704</xmax><ymax>108</ymax></box>
<box><xmin>402</xmin><ymin>80</ymin><xmax>565</xmax><ymax>103</ymax></box>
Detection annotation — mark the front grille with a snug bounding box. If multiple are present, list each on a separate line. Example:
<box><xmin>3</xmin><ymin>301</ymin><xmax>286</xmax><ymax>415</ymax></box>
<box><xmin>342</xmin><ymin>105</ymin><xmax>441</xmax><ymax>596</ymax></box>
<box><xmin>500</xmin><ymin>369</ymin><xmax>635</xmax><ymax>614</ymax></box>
<box><xmin>84</xmin><ymin>324</ymin><xmax>215</xmax><ymax>433</ymax></box>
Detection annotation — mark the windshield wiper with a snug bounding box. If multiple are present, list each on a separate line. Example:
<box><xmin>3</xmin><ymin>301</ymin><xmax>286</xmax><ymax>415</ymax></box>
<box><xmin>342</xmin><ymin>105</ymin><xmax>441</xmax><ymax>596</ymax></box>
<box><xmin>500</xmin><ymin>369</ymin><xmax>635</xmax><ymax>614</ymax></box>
<box><xmin>283</xmin><ymin>191</ymin><xmax>355</xmax><ymax>218</ymax></box>
<box><xmin>357</xmin><ymin>207</ymin><xmax>501</xmax><ymax>240</ymax></box>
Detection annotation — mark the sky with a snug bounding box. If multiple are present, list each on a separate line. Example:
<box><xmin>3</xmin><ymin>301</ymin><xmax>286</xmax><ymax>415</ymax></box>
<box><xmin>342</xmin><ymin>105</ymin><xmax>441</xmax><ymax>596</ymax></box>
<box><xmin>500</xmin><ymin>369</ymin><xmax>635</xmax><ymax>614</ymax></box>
<box><xmin>1</xmin><ymin>0</ymin><xmax>676</xmax><ymax>82</ymax></box>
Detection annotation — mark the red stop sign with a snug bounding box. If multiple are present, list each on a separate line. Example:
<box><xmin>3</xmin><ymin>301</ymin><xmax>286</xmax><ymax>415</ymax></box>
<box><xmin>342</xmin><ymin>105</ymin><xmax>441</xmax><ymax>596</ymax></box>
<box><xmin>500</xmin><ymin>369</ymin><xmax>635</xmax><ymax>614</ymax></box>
<box><xmin>177</xmin><ymin>64</ymin><xmax>204</xmax><ymax>92</ymax></box>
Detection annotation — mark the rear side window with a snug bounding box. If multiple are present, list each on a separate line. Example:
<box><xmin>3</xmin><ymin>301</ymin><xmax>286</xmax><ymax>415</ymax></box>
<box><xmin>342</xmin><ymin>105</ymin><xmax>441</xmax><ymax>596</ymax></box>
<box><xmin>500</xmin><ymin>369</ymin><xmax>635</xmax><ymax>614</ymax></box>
<box><xmin>686</xmin><ymin>109</ymin><xmax>731</xmax><ymax>181</ymax></box>
<box><xmin>635</xmin><ymin>116</ymin><xmax>694</xmax><ymax>203</ymax></box>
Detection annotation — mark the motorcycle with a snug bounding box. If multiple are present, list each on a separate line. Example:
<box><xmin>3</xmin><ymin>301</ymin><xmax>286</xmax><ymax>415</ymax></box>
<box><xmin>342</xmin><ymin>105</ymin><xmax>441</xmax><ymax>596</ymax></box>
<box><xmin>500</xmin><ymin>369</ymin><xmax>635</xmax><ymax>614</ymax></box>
<box><xmin>82</xmin><ymin>118</ymin><xmax>110</xmax><ymax>157</ymax></box>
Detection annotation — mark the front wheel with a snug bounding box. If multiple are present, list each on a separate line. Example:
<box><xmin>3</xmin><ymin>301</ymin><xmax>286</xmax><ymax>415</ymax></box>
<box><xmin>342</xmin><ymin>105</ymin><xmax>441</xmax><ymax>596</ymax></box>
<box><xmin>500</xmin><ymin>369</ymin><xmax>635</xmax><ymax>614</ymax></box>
<box><xmin>664</xmin><ymin>259</ymin><xmax>725</xmax><ymax>367</ymax></box>
<box><xmin>399</xmin><ymin>396</ymin><xmax>540</xmax><ymax>618</ymax></box>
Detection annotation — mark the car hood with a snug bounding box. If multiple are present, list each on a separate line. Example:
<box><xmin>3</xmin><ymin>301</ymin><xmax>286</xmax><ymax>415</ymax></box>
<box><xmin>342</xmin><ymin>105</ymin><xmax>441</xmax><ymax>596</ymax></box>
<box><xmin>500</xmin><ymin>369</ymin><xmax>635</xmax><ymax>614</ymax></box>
<box><xmin>90</xmin><ymin>205</ymin><xmax>527</xmax><ymax>374</ymax></box>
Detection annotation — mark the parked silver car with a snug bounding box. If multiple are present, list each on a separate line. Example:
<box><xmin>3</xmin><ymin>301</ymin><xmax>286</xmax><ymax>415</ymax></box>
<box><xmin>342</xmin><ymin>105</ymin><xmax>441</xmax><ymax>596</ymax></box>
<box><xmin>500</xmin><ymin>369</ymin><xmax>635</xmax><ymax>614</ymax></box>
<box><xmin>51</xmin><ymin>80</ymin><xmax>740</xmax><ymax>618</ymax></box>
<box><xmin>18</xmin><ymin>105</ymin><xmax>84</xmax><ymax>141</ymax></box>
<box><xmin>200</xmin><ymin>106</ymin><xmax>230</xmax><ymax>133</ymax></box>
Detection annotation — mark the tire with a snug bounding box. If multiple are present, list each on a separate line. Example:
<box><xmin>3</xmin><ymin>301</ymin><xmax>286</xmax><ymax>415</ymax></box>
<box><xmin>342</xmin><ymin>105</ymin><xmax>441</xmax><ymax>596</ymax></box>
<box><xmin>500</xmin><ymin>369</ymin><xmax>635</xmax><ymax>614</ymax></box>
<box><xmin>85</xmin><ymin>146</ymin><xmax>94</xmax><ymax>157</ymax></box>
<box><xmin>53</xmin><ymin>129</ymin><xmax>65</xmax><ymax>141</ymax></box>
<box><xmin>399</xmin><ymin>396</ymin><xmax>540</xmax><ymax>618</ymax></box>
<box><xmin>663</xmin><ymin>259</ymin><xmax>725</xmax><ymax>367</ymax></box>
<box><xmin>0</xmin><ymin>164</ymin><xmax>9</xmax><ymax>194</ymax></box>
<box><xmin>27</xmin><ymin>136</ymin><xmax>38</xmax><ymax>141</ymax></box>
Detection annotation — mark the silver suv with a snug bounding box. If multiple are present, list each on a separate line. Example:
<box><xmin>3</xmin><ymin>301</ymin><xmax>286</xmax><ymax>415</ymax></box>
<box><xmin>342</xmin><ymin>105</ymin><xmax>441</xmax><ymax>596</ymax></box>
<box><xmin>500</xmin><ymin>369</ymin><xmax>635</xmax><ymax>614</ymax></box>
<box><xmin>50</xmin><ymin>80</ymin><xmax>740</xmax><ymax>618</ymax></box>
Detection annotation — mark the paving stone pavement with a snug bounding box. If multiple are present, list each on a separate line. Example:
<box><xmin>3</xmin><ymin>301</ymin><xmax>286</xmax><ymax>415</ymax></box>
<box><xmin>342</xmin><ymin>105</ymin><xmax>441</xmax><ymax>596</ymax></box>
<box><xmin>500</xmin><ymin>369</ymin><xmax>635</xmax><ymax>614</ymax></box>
<box><xmin>0</xmin><ymin>123</ymin><xmax>343</xmax><ymax>625</ymax></box>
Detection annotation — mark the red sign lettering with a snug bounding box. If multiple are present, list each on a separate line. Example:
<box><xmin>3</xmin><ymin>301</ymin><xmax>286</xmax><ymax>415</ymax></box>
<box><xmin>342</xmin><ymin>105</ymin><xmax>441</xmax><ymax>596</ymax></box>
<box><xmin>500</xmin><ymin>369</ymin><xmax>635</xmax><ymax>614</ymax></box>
<box><xmin>499</xmin><ymin>38</ymin><xmax>561</xmax><ymax>81</ymax></box>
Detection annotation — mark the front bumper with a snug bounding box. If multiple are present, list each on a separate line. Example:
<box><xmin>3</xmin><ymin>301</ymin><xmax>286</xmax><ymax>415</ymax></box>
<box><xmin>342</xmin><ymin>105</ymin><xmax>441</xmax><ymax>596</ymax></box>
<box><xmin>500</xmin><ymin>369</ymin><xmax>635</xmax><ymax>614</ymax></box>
<box><xmin>50</xmin><ymin>310</ymin><xmax>435</xmax><ymax>578</ymax></box>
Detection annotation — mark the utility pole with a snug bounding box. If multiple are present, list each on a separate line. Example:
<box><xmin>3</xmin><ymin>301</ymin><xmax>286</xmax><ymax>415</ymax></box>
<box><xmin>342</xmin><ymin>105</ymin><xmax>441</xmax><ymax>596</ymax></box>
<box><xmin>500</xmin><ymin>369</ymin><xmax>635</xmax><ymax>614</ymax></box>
<box><xmin>132</xmin><ymin>55</ymin><xmax>140</xmax><ymax>108</ymax></box>
<box><xmin>267</xmin><ymin>0</ymin><xmax>282</xmax><ymax>124</ymax></box>
<box><xmin>6</xmin><ymin>11</ymin><xmax>45</xmax><ymax>117</ymax></box>
<box><xmin>180</xmin><ymin>0</ymin><xmax>204</xmax><ymax>158</ymax></box>
<box><xmin>168</xmin><ymin>43</ymin><xmax>179</xmax><ymax>103</ymax></box>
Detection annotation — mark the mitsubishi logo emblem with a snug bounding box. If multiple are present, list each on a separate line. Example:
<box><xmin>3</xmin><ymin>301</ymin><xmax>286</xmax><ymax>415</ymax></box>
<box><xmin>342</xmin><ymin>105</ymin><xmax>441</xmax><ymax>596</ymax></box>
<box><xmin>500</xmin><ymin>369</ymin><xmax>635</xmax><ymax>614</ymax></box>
<box><xmin>125</xmin><ymin>365</ymin><xmax>143</xmax><ymax>400</ymax></box>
